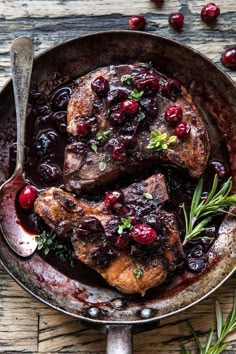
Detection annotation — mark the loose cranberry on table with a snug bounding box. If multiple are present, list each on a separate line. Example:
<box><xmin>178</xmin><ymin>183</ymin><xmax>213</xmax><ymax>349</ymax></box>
<box><xmin>221</xmin><ymin>48</ymin><xmax>236</xmax><ymax>68</ymax></box>
<box><xmin>133</xmin><ymin>72</ymin><xmax>159</xmax><ymax>95</ymax></box>
<box><xmin>169</xmin><ymin>13</ymin><xmax>184</xmax><ymax>30</ymax></box>
<box><xmin>120</xmin><ymin>99</ymin><xmax>139</xmax><ymax>116</ymax></box>
<box><xmin>129</xmin><ymin>15</ymin><xmax>146</xmax><ymax>30</ymax></box>
<box><xmin>174</xmin><ymin>121</ymin><xmax>189</xmax><ymax>138</ymax></box>
<box><xmin>76</xmin><ymin>121</ymin><xmax>90</xmax><ymax>137</ymax></box>
<box><xmin>210</xmin><ymin>161</ymin><xmax>227</xmax><ymax>179</ymax></box>
<box><xmin>18</xmin><ymin>185</ymin><xmax>37</xmax><ymax>210</ymax></box>
<box><xmin>104</xmin><ymin>190</ymin><xmax>124</xmax><ymax>209</ymax></box>
<box><xmin>165</xmin><ymin>105</ymin><xmax>183</xmax><ymax>125</ymax></box>
<box><xmin>91</xmin><ymin>76</ymin><xmax>110</xmax><ymax>97</ymax></box>
<box><xmin>130</xmin><ymin>224</ymin><xmax>157</xmax><ymax>245</ymax></box>
<box><xmin>201</xmin><ymin>3</ymin><xmax>220</xmax><ymax>22</ymax></box>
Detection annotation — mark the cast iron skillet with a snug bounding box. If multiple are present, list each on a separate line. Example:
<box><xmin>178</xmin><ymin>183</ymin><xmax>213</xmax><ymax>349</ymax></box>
<box><xmin>0</xmin><ymin>31</ymin><xmax>236</xmax><ymax>353</ymax></box>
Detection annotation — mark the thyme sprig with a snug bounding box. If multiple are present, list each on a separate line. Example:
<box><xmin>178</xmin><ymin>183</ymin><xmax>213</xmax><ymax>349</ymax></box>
<box><xmin>118</xmin><ymin>217</ymin><xmax>133</xmax><ymax>235</ymax></box>
<box><xmin>147</xmin><ymin>130</ymin><xmax>177</xmax><ymax>151</ymax></box>
<box><xmin>182</xmin><ymin>291</ymin><xmax>236</xmax><ymax>354</ymax></box>
<box><xmin>183</xmin><ymin>174</ymin><xmax>236</xmax><ymax>245</ymax></box>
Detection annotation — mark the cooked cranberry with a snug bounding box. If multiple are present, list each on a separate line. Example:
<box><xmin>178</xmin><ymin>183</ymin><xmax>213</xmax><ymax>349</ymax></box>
<box><xmin>56</xmin><ymin>220</ymin><xmax>72</xmax><ymax>236</ymax></box>
<box><xmin>165</xmin><ymin>105</ymin><xmax>183</xmax><ymax>125</ymax></box>
<box><xmin>34</xmin><ymin>130</ymin><xmax>58</xmax><ymax>157</ymax></box>
<box><xmin>133</xmin><ymin>72</ymin><xmax>159</xmax><ymax>95</ymax></box>
<box><xmin>66</xmin><ymin>142</ymin><xmax>86</xmax><ymax>154</ymax></box>
<box><xmin>111</xmin><ymin>143</ymin><xmax>127</xmax><ymax>161</ymax></box>
<box><xmin>76</xmin><ymin>121</ymin><xmax>90</xmax><ymax>137</ymax></box>
<box><xmin>221</xmin><ymin>48</ymin><xmax>236</xmax><ymax>68</ymax></box>
<box><xmin>106</xmin><ymin>89</ymin><xmax>128</xmax><ymax>106</ymax></box>
<box><xmin>91</xmin><ymin>246</ymin><xmax>114</xmax><ymax>267</ymax></box>
<box><xmin>129</xmin><ymin>15</ymin><xmax>146</xmax><ymax>30</ymax></box>
<box><xmin>104</xmin><ymin>190</ymin><xmax>124</xmax><ymax>209</ymax></box>
<box><xmin>201</xmin><ymin>3</ymin><xmax>220</xmax><ymax>22</ymax></box>
<box><xmin>74</xmin><ymin>217</ymin><xmax>103</xmax><ymax>239</ymax></box>
<box><xmin>39</xmin><ymin>163</ymin><xmax>61</xmax><ymax>182</ymax></box>
<box><xmin>18</xmin><ymin>185</ymin><xmax>38</xmax><ymax>210</ymax></box>
<box><xmin>130</xmin><ymin>216</ymin><xmax>138</xmax><ymax>225</ymax></box>
<box><xmin>115</xmin><ymin>234</ymin><xmax>129</xmax><ymax>249</ymax></box>
<box><xmin>122</xmin><ymin>135</ymin><xmax>138</xmax><ymax>150</ymax></box>
<box><xmin>52</xmin><ymin>111</ymin><xmax>67</xmax><ymax>133</ymax></box>
<box><xmin>174</xmin><ymin>121</ymin><xmax>189</xmax><ymax>138</ymax></box>
<box><xmin>51</xmin><ymin>87</ymin><xmax>72</xmax><ymax>111</ymax></box>
<box><xmin>143</xmin><ymin>214</ymin><xmax>161</xmax><ymax>231</ymax></box>
<box><xmin>37</xmin><ymin>105</ymin><xmax>52</xmax><ymax>124</ymax></box>
<box><xmin>28</xmin><ymin>213</ymin><xmax>44</xmax><ymax>233</ymax></box>
<box><xmin>109</xmin><ymin>108</ymin><xmax>126</xmax><ymax>125</ymax></box>
<box><xmin>105</xmin><ymin>138</ymin><xmax>120</xmax><ymax>151</ymax></box>
<box><xmin>186</xmin><ymin>257</ymin><xmax>207</xmax><ymax>273</ymax></box>
<box><xmin>120</xmin><ymin>100</ymin><xmax>139</xmax><ymax>116</ymax></box>
<box><xmin>169</xmin><ymin>13</ymin><xmax>184</xmax><ymax>30</ymax></box>
<box><xmin>190</xmin><ymin>245</ymin><xmax>204</xmax><ymax>258</ymax></box>
<box><xmin>130</xmin><ymin>224</ymin><xmax>157</xmax><ymax>245</ymax></box>
<box><xmin>162</xmin><ymin>78</ymin><xmax>181</xmax><ymax>99</ymax></box>
<box><xmin>91</xmin><ymin>76</ymin><xmax>110</xmax><ymax>97</ymax></box>
<box><xmin>113</xmin><ymin>203</ymin><xmax>130</xmax><ymax>217</ymax></box>
<box><xmin>139</xmin><ymin>97</ymin><xmax>158</xmax><ymax>118</ymax></box>
<box><xmin>105</xmin><ymin>217</ymin><xmax>120</xmax><ymax>239</ymax></box>
<box><xmin>210</xmin><ymin>161</ymin><xmax>227</xmax><ymax>179</ymax></box>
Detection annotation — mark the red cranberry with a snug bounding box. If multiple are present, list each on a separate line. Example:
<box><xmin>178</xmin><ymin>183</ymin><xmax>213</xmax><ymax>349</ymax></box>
<box><xmin>165</xmin><ymin>105</ymin><xmax>183</xmax><ymax>125</ymax></box>
<box><xmin>111</xmin><ymin>144</ymin><xmax>127</xmax><ymax>161</ymax></box>
<box><xmin>18</xmin><ymin>185</ymin><xmax>37</xmax><ymax>210</ymax></box>
<box><xmin>120</xmin><ymin>100</ymin><xmax>139</xmax><ymax>116</ymax></box>
<box><xmin>115</xmin><ymin>234</ymin><xmax>130</xmax><ymax>249</ymax></box>
<box><xmin>143</xmin><ymin>214</ymin><xmax>161</xmax><ymax>231</ymax></box>
<box><xmin>109</xmin><ymin>108</ymin><xmax>126</xmax><ymax>125</ymax></box>
<box><xmin>221</xmin><ymin>48</ymin><xmax>236</xmax><ymax>68</ymax></box>
<box><xmin>91</xmin><ymin>76</ymin><xmax>110</xmax><ymax>97</ymax></box>
<box><xmin>39</xmin><ymin>163</ymin><xmax>61</xmax><ymax>182</ymax></box>
<box><xmin>51</xmin><ymin>87</ymin><xmax>72</xmax><ymax>111</ymax></box>
<box><xmin>201</xmin><ymin>3</ymin><xmax>220</xmax><ymax>22</ymax></box>
<box><xmin>210</xmin><ymin>161</ymin><xmax>227</xmax><ymax>179</ymax></box>
<box><xmin>122</xmin><ymin>135</ymin><xmax>138</xmax><ymax>150</ymax></box>
<box><xmin>113</xmin><ymin>203</ymin><xmax>130</xmax><ymax>217</ymax></box>
<box><xmin>133</xmin><ymin>72</ymin><xmax>159</xmax><ymax>95</ymax></box>
<box><xmin>169</xmin><ymin>13</ymin><xmax>184</xmax><ymax>30</ymax></box>
<box><xmin>91</xmin><ymin>246</ymin><xmax>114</xmax><ymax>268</ymax></box>
<box><xmin>162</xmin><ymin>78</ymin><xmax>181</xmax><ymax>99</ymax></box>
<box><xmin>129</xmin><ymin>15</ymin><xmax>146</xmax><ymax>30</ymax></box>
<box><xmin>105</xmin><ymin>217</ymin><xmax>120</xmax><ymax>239</ymax></box>
<box><xmin>130</xmin><ymin>224</ymin><xmax>157</xmax><ymax>245</ymax></box>
<box><xmin>139</xmin><ymin>97</ymin><xmax>158</xmax><ymax>118</ymax></box>
<box><xmin>104</xmin><ymin>190</ymin><xmax>124</xmax><ymax>209</ymax></box>
<box><xmin>74</xmin><ymin>217</ymin><xmax>103</xmax><ymax>239</ymax></box>
<box><xmin>76</xmin><ymin>121</ymin><xmax>90</xmax><ymax>137</ymax></box>
<box><xmin>106</xmin><ymin>89</ymin><xmax>128</xmax><ymax>106</ymax></box>
<box><xmin>174</xmin><ymin>121</ymin><xmax>189</xmax><ymax>138</ymax></box>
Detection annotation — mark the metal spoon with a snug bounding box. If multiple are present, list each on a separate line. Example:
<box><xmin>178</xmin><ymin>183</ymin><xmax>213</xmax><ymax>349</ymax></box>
<box><xmin>0</xmin><ymin>37</ymin><xmax>37</xmax><ymax>257</ymax></box>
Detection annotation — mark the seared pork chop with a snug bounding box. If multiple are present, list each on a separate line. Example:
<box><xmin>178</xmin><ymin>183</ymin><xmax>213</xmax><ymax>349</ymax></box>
<box><xmin>34</xmin><ymin>173</ymin><xmax>183</xmax><ymax>295</ymax></box>
<box><xmin>64</xmin><ymin>63</ymin><xmax>210</xmax><ymax>193</ymax></box>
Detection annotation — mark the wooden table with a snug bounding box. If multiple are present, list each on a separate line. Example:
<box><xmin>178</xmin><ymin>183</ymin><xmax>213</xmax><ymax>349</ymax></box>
<box><xmin>0</xmin><ymin>0</ymin><xmax>236</xmax><ymax>352</ymax></box>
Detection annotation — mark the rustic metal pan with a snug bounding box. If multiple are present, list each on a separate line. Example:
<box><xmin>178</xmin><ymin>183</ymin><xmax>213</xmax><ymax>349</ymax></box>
<box><xmin>0</xmin><ymin>31</ymin><xmax>236</xmax><ymax>353</ymax></box>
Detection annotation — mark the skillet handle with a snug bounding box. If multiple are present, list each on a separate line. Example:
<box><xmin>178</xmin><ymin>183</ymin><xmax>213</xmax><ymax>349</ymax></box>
<box><xmin>106</xmin><ymin>325</ymin><xmax>133</xmax><ymax>354</ymax></box>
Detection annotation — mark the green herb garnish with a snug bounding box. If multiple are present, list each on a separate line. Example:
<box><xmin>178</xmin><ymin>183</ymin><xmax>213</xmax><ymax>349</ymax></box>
<box><xmin>182</xmin><ymin>290</ymin><xmax>236</xmax><ymax>354</ymax></box>
<box><xmin>144</xmin><ymin>192</ymin><xmax>153</xmax><ymax>200</ymax></box>
<box><xmin>183</xmin><ymin>174</ymin><xmax>236</xmax><ymax>245</ymax></box>
<box><xmin>128</xmin><ymin>89</ymin><xmax>144</xmax><ymax>101</ymax></box>
<box><xmin>101</xmin><ymin>233</ymin><xmax>109</xmax><ymax>246</ymax></box>
<box><xmin>121</xmin><ymin>74</ymin><xmax>133</xmax><ymax>86</ymax></box>
<box><xmin>147</xmin><ymin>130</ymin><xmax>177</xmax><ymax>151</ymax></box>
<box><xmin>133</xmin><ymin>267</ymin><xmax>144</xmax><ymax>279</ymax></box>
<box><xmin>90</xmin><ymin>143</ymin><xmax>98</xmax><ymax>154</ymax></box>
<box><xmin>96</xmin><ymin>130</ymin><xmax>113</xmax><ymax>143</ymax></box>
<box><xmin>118</xmin><ymin>217</ymin><xmax>133</xmax><ymax>235</ymax></box>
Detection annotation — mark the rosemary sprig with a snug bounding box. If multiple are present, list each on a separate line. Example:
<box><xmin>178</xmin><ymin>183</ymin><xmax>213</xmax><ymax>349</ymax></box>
<box><xmin>182</xmin><ymin>290</ymin><xmax>236</xmax><ymax>354</ymax></box>
<box><xmin>183</xmin><ymin>174</ymin><xmax>236</xmax><ymax>245</ymax></box>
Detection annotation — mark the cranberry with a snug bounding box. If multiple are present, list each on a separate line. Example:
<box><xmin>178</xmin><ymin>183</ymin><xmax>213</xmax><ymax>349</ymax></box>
<box><xmin>113</xmin><ymin>203</ymin><xmax>130</xmax><ymax>217</ymax></box>
<box><xmin>109</xmin><ymin>108</ymin><xmax>126</xmax><ymax>125</ymax></box>
<box><xmin>122</xmin><ymin>135</ymin><xmax>138</xmax><ymax>150</ymax></box>
<box><xmin>115</xmin><ymin>234</ymin><xmax>129</xmax><ymax>249</ymax></box>
<box><xmin>76</xmin><ymin>121</ymin><xmax>90</xmax><ymax>137</ymax></box>
<box><xmin>18</xmin><ymin>185</ymin><xmax>37</xmax><ymax>210</ymax></box>
<box><xmin>34</xmin><ymin>130</ymin><xmax>58</xmax><ymax>157</ymax></box>
<box><xmin>51</xmin><ymin>87</ymin><xmax>72</xmax><ymax>111</ymax></box>
<box><xmin>210</xmin><ymin>161</ymin><xmax>227</xmax><ymax>179</ymax></box>
<box><xmin>133</xmin><ymin>72</ymin><xmax>159</xmax><ymax>95</ymax></box>
<box><xmin>111</xmin><ymin>143</ymin><xmax>127</xmax><ymax>161</ymax></box>
<box><xmin>143</xmin><ymin>214</ymin><xmax>161</xmax><ymax>231</ymax></box>
<box><xmin>162</xmin><ymin>78</ymin><xmax>181</xmax><ymax>99</ymax></box>
<box><xmin>190</xmin><ymin>245</ymin><xmax>204</xmax><ymax>258</ymax></box>
<box><xmin>120</xmin><ymin>100</ymin><xmax>139</xmax><ymax>116</ymax></box>
<box><xmin>37</xmin><ymin>105</ymin><xmax>52</xmax><ymax>124</ymax></box>
<box><xmin>104</xmin><ymin>190</ymin><xmax>124</xmax><ymax>209</ymax></box>
<box><xmin>165</xmin><ymin>105</ymin><xmax>183</xmax><ymax>125</ymax></box>
<box><xmin>28</xmin><ymin>213</ymin><xmax>44</xmax><ymax>233</ymax></box>
<box><xmin>174</xmin><ymin>121</ymin><xmax>189</xmax><ymax>138</ymax></box>
<box><xmin>201</xmin><ymin>3</ymin><xmax>220</xmax><ymax>22</ymax></box>
<box><xmin>106</xmin><ymin>89</ymin><xmax>129</xmax><ymax>106</ymax></box>
<box><xmin>129</xmin><ymin>15</ymin><xmax>146</xmax><ymax>30</ymax></box>
<box><xmin>139</xmin><ymin>97</ymin><xmax>158</xmax><ymax>118</ymax></box>
<box><xmin>91</xmin><ymin>246</ymin><xmax>114</xmax><ymax>267</ymax></box>
<box><xmin>91</xmin><ymin>76</ymin><xmax>109</xmax><ymax>97</ymax></box>
<box><xmin>105</xmin><ymin>217</ymin><xmax>120</xmax><ymax>239</ymax></box>
<box><xmin>221</xmin><ymin>48</ymin><xmax>236</xmax><ymax>68</ymax></box>
<box><xmin>186</xmin><ymin>257</ymin><xmax>207</xmax><ymax>273</ymax></box>
<box><xmin>52</xmin><ymin>111</ymin><xmax>67</xmax><ymax>133</ymax></box>
<box><xmin>39</xmin><ymin>163</ymin><xmax>61</xmax><ymax>182</ymax></box>
<box><xmin>74</xmin><ymin>217</ymin><xmax>103</xmax><ymax>239</ymax></box>
<box><xmin>130</xmin><ymin>224</ymin><xmax>157</xmax><ymax>245</ymax></box>
<box><xmin>169</xmin><ymin>13</ymin><xmax>184</xmax><ymax>29</ymax></box>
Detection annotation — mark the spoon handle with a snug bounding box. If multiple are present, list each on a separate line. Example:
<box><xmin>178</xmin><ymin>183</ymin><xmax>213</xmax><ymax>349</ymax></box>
<box><xmin>10</xmin><ymin>37</ymin><xmax>34</xmax><ymax>173</ymax></box>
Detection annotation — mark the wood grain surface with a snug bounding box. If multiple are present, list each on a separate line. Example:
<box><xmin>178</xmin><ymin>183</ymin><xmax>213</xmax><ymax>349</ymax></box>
<box><xmin>0</xmin><ymin>0</ymin><xmax>236</xmax><ymax>352</ymax></box>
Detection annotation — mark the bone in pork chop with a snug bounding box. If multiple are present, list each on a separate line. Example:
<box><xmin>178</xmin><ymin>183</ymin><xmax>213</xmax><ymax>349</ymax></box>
<box><xmin>64</xmin><ymin>63</ymin><xmax>210</xmax><ymax>193</ymax></box>
<box><xmin>34</xmin><ymin>173</ymin><xmax>183</xmax><ymax>295</ymax></box>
